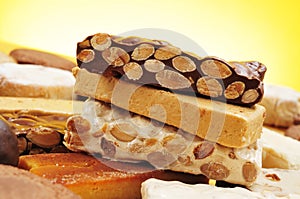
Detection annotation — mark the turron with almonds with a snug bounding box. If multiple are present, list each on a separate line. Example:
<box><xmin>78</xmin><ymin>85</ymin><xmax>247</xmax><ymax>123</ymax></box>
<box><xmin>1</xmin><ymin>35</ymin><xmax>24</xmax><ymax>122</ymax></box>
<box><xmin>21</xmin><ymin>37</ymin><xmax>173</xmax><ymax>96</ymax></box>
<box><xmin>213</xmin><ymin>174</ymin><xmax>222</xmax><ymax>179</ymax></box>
<box><xmin>67</xmin><ymin>32</ymin><xmax>267</xmax><ymax>186</ymax></box>
<box><xmin>76</xmin><ymin>33</ymin><xmax>267</xmax><ymax>107</ymax></box>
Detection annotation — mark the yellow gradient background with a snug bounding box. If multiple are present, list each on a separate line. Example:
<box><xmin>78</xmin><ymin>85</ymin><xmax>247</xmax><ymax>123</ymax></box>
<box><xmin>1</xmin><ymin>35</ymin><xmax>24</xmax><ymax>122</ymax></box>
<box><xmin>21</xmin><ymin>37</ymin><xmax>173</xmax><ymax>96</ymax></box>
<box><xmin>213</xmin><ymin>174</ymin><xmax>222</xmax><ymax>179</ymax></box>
<box><xmin>0</xmin><ymin>0</ymin><xmax>299</xmax><ymax>90</ymax></box>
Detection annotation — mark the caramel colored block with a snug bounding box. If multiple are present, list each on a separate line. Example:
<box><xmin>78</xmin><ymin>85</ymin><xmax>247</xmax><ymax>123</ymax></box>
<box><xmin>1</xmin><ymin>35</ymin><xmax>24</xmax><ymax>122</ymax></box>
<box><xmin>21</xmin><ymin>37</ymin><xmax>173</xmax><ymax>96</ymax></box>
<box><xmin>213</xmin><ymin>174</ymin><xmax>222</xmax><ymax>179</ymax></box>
<box><xmin>19</xmin><ymin>153</ymin><xmax>208</xmax><ymax>199</ymax></box>
<box><xmin>74</xmin><ymin>68</ymin><xmax>265</xmax><ymax>148</ymax></box>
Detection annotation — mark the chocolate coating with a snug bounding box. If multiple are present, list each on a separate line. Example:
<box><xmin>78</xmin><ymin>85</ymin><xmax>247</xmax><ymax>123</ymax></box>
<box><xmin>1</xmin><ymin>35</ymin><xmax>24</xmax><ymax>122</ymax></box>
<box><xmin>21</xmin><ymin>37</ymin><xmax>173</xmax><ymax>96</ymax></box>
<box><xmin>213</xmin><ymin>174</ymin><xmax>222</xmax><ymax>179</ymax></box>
<box><xmin>0</xmin><ymin>119</ymin><xmax>19</xmax><ymax>166</ymax></box>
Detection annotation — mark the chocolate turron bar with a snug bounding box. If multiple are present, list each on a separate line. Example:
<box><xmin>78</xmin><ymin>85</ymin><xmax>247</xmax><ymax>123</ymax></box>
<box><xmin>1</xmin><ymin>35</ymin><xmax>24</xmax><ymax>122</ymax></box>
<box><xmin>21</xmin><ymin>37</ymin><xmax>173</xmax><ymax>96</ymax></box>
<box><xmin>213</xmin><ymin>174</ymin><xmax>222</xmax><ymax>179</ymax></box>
<box><xmin>76</xmin><ymin>33</ymin><xmax>266</xmax><ymax>107</ymax></box>
<box><xmin>70</xmin><ymin>32</ymin><xmax>266</xmax><ymax>186</ymax></box>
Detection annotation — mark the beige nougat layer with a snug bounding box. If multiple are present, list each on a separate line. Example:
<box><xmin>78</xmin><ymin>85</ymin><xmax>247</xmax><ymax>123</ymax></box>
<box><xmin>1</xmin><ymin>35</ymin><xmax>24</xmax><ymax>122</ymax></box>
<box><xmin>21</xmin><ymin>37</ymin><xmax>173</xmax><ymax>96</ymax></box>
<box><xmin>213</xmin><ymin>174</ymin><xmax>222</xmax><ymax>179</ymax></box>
<box><xmin>74</xmin><ymin>68</ymin><xmax>265</xmax><ymax>148</ymax></box>
<box><xmin>64</xmin><ymin>100</ymin><xmax>262</xmax><ymax>186</ymax></box>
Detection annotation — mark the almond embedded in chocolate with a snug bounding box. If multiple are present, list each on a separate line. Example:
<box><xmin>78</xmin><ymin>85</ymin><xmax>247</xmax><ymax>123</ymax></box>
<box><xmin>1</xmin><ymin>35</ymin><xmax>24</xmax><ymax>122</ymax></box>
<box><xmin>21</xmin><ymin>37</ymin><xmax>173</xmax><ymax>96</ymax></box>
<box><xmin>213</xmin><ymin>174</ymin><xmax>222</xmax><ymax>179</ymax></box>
<box><xmin>241</xmin><ymin>89</ymin><xmax>259</xmax><ymax>104</ymax></box>
<box><xmin>200</xmin><ymin>59</ymin><xmax>232</xmax><ymax>79</ymax></box>
<box><xmin>131</xmin><ymin>44</ymin><xmax>155</xmax><ymax>61</ymax></box>
<box><xmin>224</xmin><ymin>81</ymin><xmax>245</xmax><ymax>100</ymax></box>
<box><xmin>123</xmin><ymin>62</ymin><xmax>143</xmax><ymax>80</ymax></box>
<box><xmin>172</xmin><ymin>56</ymin><xmax>196</xmax><ymax>73</ymax></box>
<box><xmin>144</xmin><ymin>59</ymin><xmax>165</xmax><ymax>73</ymax></box>
<box><xmin>154</xmin><ymin>46</ymin><xmax>181</xmax><ymax>60</ymax></box>
<box><xmin>90</xmin><ymin>33</ymin><xmax>112</xmax><ymax>51</ymax></box>
<box><xmin>155</xmin><ymin>69</ymin><xmax>191</xmax><ymax>89</ymax></box>
<box><xmin>102</xmin><ymin>47</ymin><xmax>130</xmax><ymax>67</ymax></box>
<box><xmin>77</xmin><ymin>49</ymin><xmax>95</xmax><ymax>63</ymax></box>
<box><xmin>196</xmin><ymin>76</ymin><xmax>223</xmax><ymax>97</ymax></box>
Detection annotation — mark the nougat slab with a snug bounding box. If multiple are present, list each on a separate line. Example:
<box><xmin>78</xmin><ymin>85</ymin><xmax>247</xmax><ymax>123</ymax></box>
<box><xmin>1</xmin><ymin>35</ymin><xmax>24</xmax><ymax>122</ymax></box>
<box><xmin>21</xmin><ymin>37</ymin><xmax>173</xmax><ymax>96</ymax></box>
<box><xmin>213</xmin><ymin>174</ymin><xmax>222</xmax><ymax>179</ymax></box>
<box><xmin>64</xmin><ymin>100</ymin><xmax>262</xmax><ymax>186</ymax></box>
<box><xmin>73</xmin><ymin>68</ymin><xmax>265</xmax><ymax>148</ymax></box>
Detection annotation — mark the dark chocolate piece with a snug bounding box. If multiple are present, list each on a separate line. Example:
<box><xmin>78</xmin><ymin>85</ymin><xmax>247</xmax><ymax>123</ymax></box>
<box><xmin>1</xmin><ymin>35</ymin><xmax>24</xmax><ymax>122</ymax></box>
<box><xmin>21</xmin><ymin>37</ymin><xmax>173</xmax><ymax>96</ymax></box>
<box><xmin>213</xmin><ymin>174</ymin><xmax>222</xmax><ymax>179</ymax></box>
<box><xmin>76</xmin><ymin>33</ymin><xmax>267</xmax><ymax>107</ymax></box>
<box><xmin>0</xmin><ymin>119</ymin><xmax>19</xmax><ymax>166</ymax></box>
